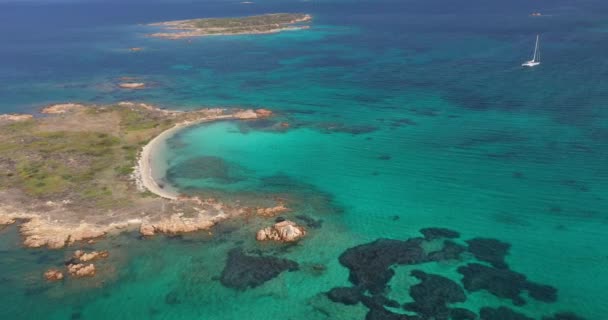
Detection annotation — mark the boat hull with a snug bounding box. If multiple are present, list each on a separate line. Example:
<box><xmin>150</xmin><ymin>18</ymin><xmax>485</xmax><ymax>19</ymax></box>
<box><xmin>522</xmin><ymin>61</ymin><xmax>540</xmax><ymax>67</ymax></box>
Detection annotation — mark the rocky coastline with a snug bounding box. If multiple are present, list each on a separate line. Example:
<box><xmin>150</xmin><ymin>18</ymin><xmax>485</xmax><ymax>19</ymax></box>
<box><xmin>0</xmin><ymin>102</ymin><xmax>283</xmax><ymax>248</ymax></box>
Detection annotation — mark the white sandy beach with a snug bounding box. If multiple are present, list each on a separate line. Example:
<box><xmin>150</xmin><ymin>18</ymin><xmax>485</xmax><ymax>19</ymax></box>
<box><xmin>135</xmin><ymin>114</ymin><xmax>240</xmax><ymax>200</ymax></box>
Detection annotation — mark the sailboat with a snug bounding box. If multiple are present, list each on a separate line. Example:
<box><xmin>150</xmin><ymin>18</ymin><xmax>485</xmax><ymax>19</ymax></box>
<box><xmin>522</xmin><ymin>35</ymin><xmax>541</xmax><ymax>67</ymax></box>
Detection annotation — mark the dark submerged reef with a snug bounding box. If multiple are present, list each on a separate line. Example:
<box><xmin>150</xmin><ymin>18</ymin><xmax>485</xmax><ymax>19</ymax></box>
<box><xmin>325</xmin><ymin>227</ymin><xmax>576</xmax><ymax>320</ymax></box>
<box><xmin>166</xmin><ymin>156</ymin><xmax>246</xmax><ymax>184</ymax></box>
<box><xmin>458</xmin><ymin>263</ymin><xmax>557</xmax><ymax>305</ymax></box>
<box><xmin>313</xmin><ymin>122</ymin><xmax>378</xmax><ymax>135</ymax></box>
<box><xmin>479</xmin><ymin>306</ymin><xmax>534</xmax><ymax>320</ymax></box>
<box><xmin>449</xmin><ymin>308</ymin><xmax>477</xmax><ymax>320</ymax></box>
<box><xmin>542</xmin><ymin>312</ymin><xmax>587</xmax><ymax>320</ymax></box>
<box><xmin>365</xmin><ymin>307</ymin><xmax>419</xmax><ymax>320</ymax></box>
<box><xmin>420</xmin><ymin>227</ymin><xmax>460</xmax><ymax>240</ymax></box>
<box><xmin>465</xmin><ymin>237</ymin><xmax>511</xmax><ymax>269</ymax></box>
<box><xmin>220</xmin><ymin>248</ymin><xmax>298</xmax><ymax>290</ymax></box>
<box><xmin>327</xmin><ymin>286</ymin><xmax>363</xmax><ymax>305</ymax></box>
<box><xmin>408</xmin><ymin>108</ymin><xmax>439</xmax><ymax>117</ymax></box>
<box><xmin>427</xmin><ymin>240</ymin><xmax>466</xmax><ymax>261</ymax></box>
<box><xmin>391</xmin><ymin>118</ymin><xmax>418</xmax><ymax>126</ymax></box>
<box><xmin>327</xmin><ymin>228</ymin><xmax>467</xmax><ymax>319</ymax></box>
<box><xmin>338</xmin><ymin>238</ymin><xmax>428</xmax><ymax>294</ymax></box>
<box><xmin>403</xmin><ymin>270</ymin><xmax>466</xmax><ymax>319</ymax></box>
<box><xmin>294</xmin><ymin>214</ymin><xmax>323</xmax><ymax>229</ymax></box>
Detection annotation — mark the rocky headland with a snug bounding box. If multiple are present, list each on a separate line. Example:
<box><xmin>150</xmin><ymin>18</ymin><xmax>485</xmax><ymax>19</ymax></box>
<box><xmin>0</xmin><ymin>102</ymin><xmax>281</xmax><ymax>248</ymax></box>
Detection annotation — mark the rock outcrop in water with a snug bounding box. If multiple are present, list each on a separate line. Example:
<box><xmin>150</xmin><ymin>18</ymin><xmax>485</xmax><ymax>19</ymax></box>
<box><xmin>256</xmin><ymin>220</ymin><xmax>306</xmax><ymax>242</ymax></box>
<box><xmin>44</xmin><ymin>269</ymin><xmax>64</xmax><ymax>281</ymax></box>
<box><xmin>234</xmin><ymin>108</ymin><xmax>274</xmax><ymax>120</ymax></box>
<box><xmin>139</xmin><ymin>224</ymin><xmax>155</xmax><ymax>236</ymax></box>
<box><xmin>73</xmin><ymin>250</ymin><xmax>109</xmax><ymax>262</ymax></box>
<box><xmin>220</xmin><ymin>248</ymin><xmax>298</xmax><ymax>290</ymax></box>
<box><xmin>67</xmin><ymin>263</ymin><xmax>96</xmax><ymax>278</ymax></box>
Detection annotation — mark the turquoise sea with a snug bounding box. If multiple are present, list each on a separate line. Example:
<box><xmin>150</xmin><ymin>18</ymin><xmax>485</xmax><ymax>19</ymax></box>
<box><xmin>1</xmin><ymin>0</ymin><xmax>607</xmax><ymax>319</ymax></box>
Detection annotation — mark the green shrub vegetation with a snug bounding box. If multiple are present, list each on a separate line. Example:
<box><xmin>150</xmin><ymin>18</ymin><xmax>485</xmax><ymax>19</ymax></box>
<box><xmin>0</xmin><ymin>105</ymin><xmax>178</xmax><ymax>207</ymax></box>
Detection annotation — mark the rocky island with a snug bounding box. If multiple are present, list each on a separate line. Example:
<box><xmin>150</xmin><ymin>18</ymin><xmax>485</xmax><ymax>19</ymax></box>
<box><xmin>148</xmin><ymin>13</ymin><xmax>312</xmax><ymax>39</ymax></box>
<box><xmin>0</xmin><ymin>102</ymin><xmax>280</xmax><ymax>248</ymax></box>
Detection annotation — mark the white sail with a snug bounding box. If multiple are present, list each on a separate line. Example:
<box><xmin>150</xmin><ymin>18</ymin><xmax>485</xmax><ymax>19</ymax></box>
<box><xmin>522</xmin><ymin>34</ymin><xmax>541</xmax><ymax>67</ymax></box>
<box><xmin>532</xmin><ymin>35</ymin><xmax>540</xmax><ymax>62</ymax></box>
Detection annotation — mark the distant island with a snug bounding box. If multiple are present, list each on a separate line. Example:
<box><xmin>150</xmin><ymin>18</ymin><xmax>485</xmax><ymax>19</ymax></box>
<box><xmin>0</xmin><ymin>103</ymin><xmax>286</xmax><ymax>248</ymax></box>
<box><xmin>148</xmin><ymin>13</ymin><xmax>312</xmax><ymax>39</ymax></box>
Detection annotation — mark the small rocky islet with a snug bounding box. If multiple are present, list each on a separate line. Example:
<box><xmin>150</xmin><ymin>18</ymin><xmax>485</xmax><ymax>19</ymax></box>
<box><xmin>148</xmin><ymin>13</ymin><xmax>312</xmax><ymax>40</ymax></box>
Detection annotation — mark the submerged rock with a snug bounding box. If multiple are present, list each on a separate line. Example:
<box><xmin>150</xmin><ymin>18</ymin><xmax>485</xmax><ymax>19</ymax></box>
<box><xmin>542</xmin><ymin>312</ymin><xmax>587</xmax><ymax>320</ymax></box>
<box><xmin>164</xmin><ymin>290</ymin><xmax>181</xmax><ymax>305</ymax></box>
<box><xmin>365</xmin><ymin>307</ymin><xmax>419</xmax><ymax>320</ymax></box>
<box><xmin>325</xmin><ymin>229</ymin><xmax>568</xmax><ymax>320</ymax></box>
<box><xmin>403</xmin><ymin>270</ymin><xmax>466</xmax><ymax>319</ymax></box>
<box><xmin>426</xmin><ymin>240</ymin><xmax>466</xmax><ymax>261</ymax></box>
<box><xmin>294</xmin><ymin>214</ymin><xmax>323</xmax><ymax>229</ymax></box>
<box><xmin>420</xmin><ymin>227</ymin><xmax>460</xmax><ymax>240</ymax></box>
<box><xmin>167</xmin><ymin>156</ymin><xmax>244</xmax><ymax>184</ymax></box>
<box><xmin>327</xmin><ymin>287</ymin><xmax>362</xmax><ymax>305</ymax></box>
<box><xmin>479</xmin><ymin>306</ymin><xmax>533</xmax><ymax>320</ymax></box>
<box><xmin>220</xmin><ymin>248</ymin><xmax>298</xmax><ymax>290</ymax></box>
<box><xmin>458</xmin><ymin>263</ymin><xmax>557</xmax><ymax>305</ymax></box>
<box><xmin>361</xmin><ymin>294</ymin><xmax>400</xmax><ymax>310</ymax></box>
<box><xmin>450</xmin><ymin>308</ymin><xmax>477</xmax><ymax>320</ymax></box>
<box><xmin>337</xmin><ymin>234</ymin><xmax>466</xmax><ymax>295</ymax></box>
<box><xmin>339</xmin><ymin>238</ymin><xmax>426</xmax><ymax>293</ymax></box>
<box><xmin>466</xmin><ymin>237</ymin><xmax>511</xmax><ymax>269</ymax></box>
<box><xmin>315</xmin><ymin>122</ymin><xmax>378</xmax><ymax>135</ymax></box>
<box><xmin>256</xmin><ymin>220</ymin><xmax>306</xmax><ymax>243</ymax></box>
<box><xmin>43</xmin><ymin>269</ymin><xmax>64</xmax><ymax>282</ymax></box>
